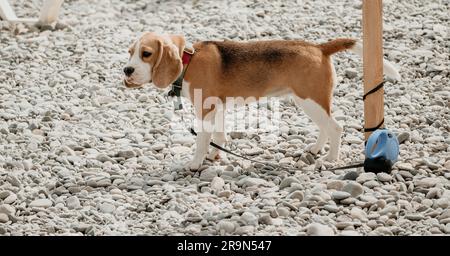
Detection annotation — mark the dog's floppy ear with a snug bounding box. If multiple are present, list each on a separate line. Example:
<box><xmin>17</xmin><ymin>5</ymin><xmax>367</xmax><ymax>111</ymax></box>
<box><xmin>152</xmin><ymin>38</ymin><xmax>183</xmax><ymax>88</ymax></box>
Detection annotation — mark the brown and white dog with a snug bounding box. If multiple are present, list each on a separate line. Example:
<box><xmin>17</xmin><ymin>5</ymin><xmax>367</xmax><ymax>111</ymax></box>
<box><xmin>123</xmin><ymin>32</ymin><xmax>401</xmax><ymax>170</ymax></box>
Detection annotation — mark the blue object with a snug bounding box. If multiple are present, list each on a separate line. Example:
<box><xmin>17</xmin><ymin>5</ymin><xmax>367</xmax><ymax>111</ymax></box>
<box><xmin>364</xmin><ymin>129</ymin><xmax>400</xmax><ymax>173</ymax></box>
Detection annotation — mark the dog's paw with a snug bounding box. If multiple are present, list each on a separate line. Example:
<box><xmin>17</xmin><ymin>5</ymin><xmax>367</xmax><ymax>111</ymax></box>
<box><xmin>305</xmin><ymin>143</ymin><xmax>322</xmax><ymax>155</ymax></box>
<box><xmin>187</xmin><ymin>160</ymin><xmax>203</xmax><ymax>171</ymax></box>
<box><xmin>206</xmin><ymin>150</ymin><xmax>221</xmax><ymax>161</ymax></box>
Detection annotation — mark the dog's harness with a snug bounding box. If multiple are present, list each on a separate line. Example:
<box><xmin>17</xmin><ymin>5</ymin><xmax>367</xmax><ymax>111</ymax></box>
<box><xmin>167</xmin><ymin>48</ymin><xmax>195</xmax><ymax>110</ymax></box>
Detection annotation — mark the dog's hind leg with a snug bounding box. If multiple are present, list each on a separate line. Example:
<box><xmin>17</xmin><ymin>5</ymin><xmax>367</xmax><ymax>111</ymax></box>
<box><xmin>294</xmin><ymin>96</ymin><xmax>342</xmax><ymax>161</ymax></box>
<box><xmin>325</xmin><ymin>115</ymin><xmax>343</xmax><ymax>161</ymax></box>
<box><xmin>294</xmin><ymin>97</ymin><xmax>330</xmax><ymax>155</ymax></box>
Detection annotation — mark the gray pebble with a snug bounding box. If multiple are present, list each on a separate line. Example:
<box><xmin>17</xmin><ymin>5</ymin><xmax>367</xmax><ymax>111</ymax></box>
<box><xmin>377</xmin><ymin>173</ymin><xmax>393</xmax><ymax>182</ymax></box>
<box><xmin>99</xmin><ymin>203</ymin><xmax>115</xmax><ymax>214</ymax></box>
<box><xmin>342</xmin><ymin>182</ymin><xmax>364</xmax><ymax>197</ymax></box>
<box><xmin>66</xmin><ymin>196</ymin><xmax>81</xmax><ymax>210</ymax></box>
<box><xmin>200</xmin><ymin>167</ymin><xmax>219</xmax><ymax>182</ymax></box>
<box><xmin>29</xmin><ymin>199</ymin><xmax>53</xmax><ymax>208</ymax></box>
<box><xmin>307</xmin><ymin>223</ymin><xmax>334</xmax><ymax>236</ymax></box>
<box><xmin>343</xmin><ymin>171</ymin><xmax>359</xmax><ymax>181</ymax></box>
<box><xmin>332</xmin><ymin>191</ymin><xmax>351</xmax><ymax>200</ymax></box>
<box><xmin>240</xmin><ymin>212</ymin><xmax>258</xmax><ymax>226</ymax></box>
<box><xmin>0</xmin><ymin>213</ymin><xmax>8</xmax><ymax>223</ymax></box>
<box><xmin>279</xmin><ymin>177</ymin><xmax>300</xmax><ymax>189</ymax></box>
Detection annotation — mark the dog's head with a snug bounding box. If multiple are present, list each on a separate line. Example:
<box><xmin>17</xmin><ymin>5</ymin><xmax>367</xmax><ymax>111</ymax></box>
<box><xmin>123</xmin><ymin>32</ymin><xmax>185</xmax><ymax>89</ymax></box>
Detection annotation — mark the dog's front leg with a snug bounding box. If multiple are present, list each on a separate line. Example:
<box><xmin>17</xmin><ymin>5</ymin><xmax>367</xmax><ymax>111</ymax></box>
<box><xmin>189</xmin><ymin>131</ymin><xmax>212</xmax><ymax>170</ymax></box>
<box><xmin>188</xmin><ymin>108</ymin><xmax>216</xmax><ymax>170</ymax></box>
<box><xmin>207</xmin><ymin>132</ymin><xmax>227</xmax><ymax>160</ymax></box>
<box><xmin>207</xmin><ymin>109</ymin><xmax>227</xmax><ymax>160</ymax></box>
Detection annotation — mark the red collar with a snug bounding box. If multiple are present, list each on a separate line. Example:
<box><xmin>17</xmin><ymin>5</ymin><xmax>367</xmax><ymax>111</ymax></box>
<box><xmin>182</xmin><ymin>48</ymin><xmax>194</xmax><ymax>65</ymax></box>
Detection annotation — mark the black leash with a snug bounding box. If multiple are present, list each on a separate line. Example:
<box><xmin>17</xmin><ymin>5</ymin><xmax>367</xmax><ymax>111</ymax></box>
<box><xmin>173</xmin><ymin>79</ymin><xmax>397</xmax><ymax>172</ymax></box>
<box><xmin>185</xmin><ymin>81</ymin><xmax>388</xmax><ymax>172</ymax></box>
<box><xmin>189</xmin><ymin>127</ymin><xmax>366</xmax><ymax>172</ymax></box>
<box><xmin>189</xmin><ymin>128</ymin><xmax>280</xmax><ymax>169</ymax></box>
<box><xmin>189</xmin><ymin>126</ymin><xmax>414</xmax><ymax>173</ymax></box>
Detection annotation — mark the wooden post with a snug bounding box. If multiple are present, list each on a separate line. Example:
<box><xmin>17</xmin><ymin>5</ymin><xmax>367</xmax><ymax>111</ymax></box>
<box><xmin>363</xmin><ymin>0</ymin><xmax>384</xmax><ymax>140</ymax></box>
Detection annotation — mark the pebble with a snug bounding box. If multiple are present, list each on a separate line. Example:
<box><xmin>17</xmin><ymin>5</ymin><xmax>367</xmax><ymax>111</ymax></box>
<box><xmin>0</xmin><ymin>213</ymin><xmax>8</xmax><ymax>223</ymax></box>
<box><xmin>200</xmin><ymin>167</ymin><xmax>218</xmax><ymax>182</ymax></box>
<box><xmin>307</xmin><ymin>223</ymin><xmax>334</xmax><ymax>236</ymax></box>
<box><xmin>415</xmin><ymin>177</ymin><xmax>440</xmax><ymax>188</ymax></box>
<box><xmin>217</xmin><ymin>220</ymin><xmax>236</xmax><ymax>234</ymax></box>
<box><xmin>342</xmin><ymin>182</ymin><xmax>364</xmax><ymax>197</ymax></box>
<box><xmin>345</xmin><ymin>68</ymin><xmax>358</xmax><ymax>79</ymax></box>
<box><xmin>210</xmin><ymin>177</ymin><xmax>225</xmax><ymax>191</ymax></box>
<box><xmin>405</xmin><ymin>214</ymin><xmax>424</xmax><ymax>221</ymax></box>
<box><xmin>435</xmin><ymin>198</ymin><xmax>450</xmax><ymax>209</ymax></box>
<box><xmin>367</xmin><ymin>220</ymin><xmax>378</xmax><ymax>229</ymax></box>
<box><xmin>279</xmin><ymin>177</ymin><xmax>300</xmax><ymax>189</ymax></box>
<box><xmin>277</xmin><ymin>207</ymin><xmax>290</xmax><ymax>217</ymax></box>
<box><xmin>379</xmin><ymin>206</ymin><xmax>399</xmax><ymax>215</ymax></box>
<box><xmin>332</xmin><ymin>191</ymin><xmax>351</xmax><ymax>200</ymax></box>
<box><xmin>99</xmin><ymin>203</ymin><xmax>115</xmax><ymax>214</ymax></box>
<box><xmin>96</xmin><ymin>154</ymin><xmax>116</xmax><ymax>163</ymax></box>
<box><xmin>287</xmin><ymin>191</ymin><xmax>304</xmax><ymax>201</ymax></box>
<box><xmin>438</xmin><ymin>209</ymin><xmax>450</xmax><ymax>220</ymax></box>
<box><xmin>61</xmin><ymin>70</ymin><xmax>82</xmax><ymax>81</ymax></box>
<box><xmin>218</xmin><ymin>190</ymin><xmax>232</xmax><ymax>198</ymax></box>
<box><xmin>343</xmin><ymin>171</ymin><xmax>359</xmax><ymax>181</ymax></box>
<box><xmin>236</xmin><ymin>177</ymin><xmax>268</xmax><ymax>187</ymax></box>
<box><xmin>426</xmin><ymin>188</ymin><xmax>441</xmax><ymax>199</ymax></box>
<box><xmin>66</xmin><ymin>196</ymin><xmax>81</xmax><ymax>210</ymax></box>
<box><xmin>3</xmin><ymin>193</ymin><xmax>17</xmax><ymax>204</ymax></box>
<box><xmin>327</xmin><ymin>180</ymin><xmax>345</xmax><ymax>190</ymax></box>
<box><xmin>356</xmin><ymin>173</ymin><xmax>376</xmax><ymax>183</ymax></box>
<box><xmin>259</xmin><ymin>215</ymin><xmax>273</xmax><ymax>225</ymax></box>
<box><xmin>138</xmin><ymin>95</ymin><xmax>149</xmax><ymax>102</ymax></box>
<box><xmin>118</xmin><ymin>150</ymin><xmax>136</xmax><ymax>159</ymax></box>
<box><xmin>397</xmin><ymin>132</ymin><xmax>410</xmax><ymax>144</ymax></box>
<box><xmin>363</xmin><ymin>180</ymin><xmax>380</xmax><ymax>189</ymax></box>
<box><xmin>397</xmin><ymin>163</ymin><xmax>414</xmax><ymax>172</ymax></box>
<box><xmin>243</xmin><ymin>148</ymin><xmax>263</xmax><ymax>156</ymax></box>
<box><xmin>351</xmin><ymin>207</ymin><xmax>368</xmax><ymax>222</ymax></box>
<box><xmin>340</xmin><ymin>230</ymin><xmax>361</xmax><ymax>236</ymax></box>
<box><xmin>324</xmin><ymin>204</ymin><xmax>340</xmax><ymax>213</ymax></box>
<box><xmin>240</xmin><ymin>212</ymin><xmax>258</xmax><ymax>226</ymax></box>
<box><xmin>161</xmin><ymin>174</ymin><xmax>174</xmax><ymax>182</ymax></box>
<box><xmin>29</xmin><ymin>199</ymin><xmax>53</xmax><ymax>208</ymax></box>
<box><xmin>235</xmin><ymin>226</ymin><xmax>255</xmax><ymax>235</ymax></box>
<box><xmin>399</xmin><ymin>171</ymin><xmax>413</xmax><ymax>179</ymax></box>
<box><xmin>377</xmin><ymin>173</ymin><xmax>393</xmax><ymax>182</ymax></box>
<box><xmin>0</xmin><ymin>204</ymin><xmax>15</xmax><ymax>216</ymax></box>
<box><xmin>374</xmin><ymin>227</ymin><xmax>393</xmax><ymax>236</ymax></box>
<box><xmin>0</xmin><ymin>191</ymin><xmax>10</xmax><ymax>200</ymax></box>
<box><xmin>185</xmin><ymin>224</ymin><xmax>202</xmax><ymax>234</ymax></box>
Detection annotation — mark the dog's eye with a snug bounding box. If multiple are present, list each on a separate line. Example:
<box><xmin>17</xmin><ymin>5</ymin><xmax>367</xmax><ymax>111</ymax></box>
<box><xmin>142</xmin><ymin>51</ymin><xmax>152</xmax><ymax>58</ymax></box>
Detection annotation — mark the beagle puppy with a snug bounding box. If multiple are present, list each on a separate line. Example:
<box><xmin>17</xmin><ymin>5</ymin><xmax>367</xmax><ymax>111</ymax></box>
<box><xmin>123</xmin><ymin>32</ymin><xmax>401</xmax><ymax>170</ymax></box>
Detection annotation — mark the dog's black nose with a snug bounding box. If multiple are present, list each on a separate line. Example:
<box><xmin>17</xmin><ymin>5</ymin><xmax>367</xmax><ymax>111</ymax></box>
<box><xmin>123</xmin><ymin>66</ymin><xmax>135</xmax><ymax>77</ymax></box>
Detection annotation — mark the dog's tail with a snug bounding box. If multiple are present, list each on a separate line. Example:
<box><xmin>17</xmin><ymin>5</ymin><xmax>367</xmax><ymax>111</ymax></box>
<box><xmin>319</xmin><ymin>39</ymin><xmax>401</xmax><ymax>81</ymax></box>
